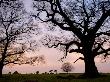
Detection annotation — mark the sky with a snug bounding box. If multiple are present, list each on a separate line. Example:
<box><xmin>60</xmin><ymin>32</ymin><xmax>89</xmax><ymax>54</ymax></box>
<box><xmin>3</xmin><ymin>0</ymin><xmax>110</xmax><ymax>74</ymax></box>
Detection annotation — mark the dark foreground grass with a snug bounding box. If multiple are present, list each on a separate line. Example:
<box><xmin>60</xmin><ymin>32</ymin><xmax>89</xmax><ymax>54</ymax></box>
<box><xmin>0</xmin><ymin>73</ymin><xmax>110</xmax><ymax>82</ymax></box>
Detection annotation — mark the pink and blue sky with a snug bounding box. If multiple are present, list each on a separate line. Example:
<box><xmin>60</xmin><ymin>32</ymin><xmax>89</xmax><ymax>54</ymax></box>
<box><xmin>3</xmin><ymin>0</ymin><xmax>110</xmax><ymax>74</ymax></box>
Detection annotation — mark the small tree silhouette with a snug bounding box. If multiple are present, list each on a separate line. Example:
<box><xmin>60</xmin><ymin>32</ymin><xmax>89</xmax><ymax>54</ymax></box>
<box><xmin>44</xmin><ymin>72</ymin><xmax>47</xmax><ymax>74</ymax></box>
<box><xmin>8</xmin><ymin>72</ymin><xmax>11</xmax><ymax>75</ymax></box>
<box><xmin>61</xmin><ymin>62</ymin><xmax>74</xmax><ymax>74</ymax></box>
<box><xmin>54</xmin><ymin>70</ymin><xmax>57</xmax><ymax>74</ymax></box>
<box><xmin>36</xmin><ymin>71</ymin><xmax>39</xmax><ymax>74</ymax></box>
<box><xmin>13</xmin><ymin>71</ymin><xmax>19</xmax><ymax>74</ymax></box>
<box><xmin>49</xmin><ymin>70</ymin><xmax>53</xmax><ymax>74</ymax></box>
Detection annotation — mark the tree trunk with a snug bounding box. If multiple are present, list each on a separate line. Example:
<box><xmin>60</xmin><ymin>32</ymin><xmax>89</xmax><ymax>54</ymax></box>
<box><xmin>81</xmin><ymin>37</ymin><xmax>100</xmax><ymax>78</ymax></box>
<box><xmin>83</xmin><ymin>49</ymin><xmax>100</xmax><ymax>78</ymax></box>
<box><xmin>0</xmin><ymin>63</ymin><xmax>4</xmax><ymax>78</ymax></box>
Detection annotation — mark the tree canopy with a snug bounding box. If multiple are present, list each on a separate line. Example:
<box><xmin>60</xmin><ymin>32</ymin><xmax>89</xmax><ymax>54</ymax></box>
<box><xmin>0</xmin><ymin>0</ymin><xmax>45</xmax><ymax>77</ymax></box>
<box><xmin>33</xmin><ymin>0</ymin><xmax>110</xmax><ymax>77</ymax></box>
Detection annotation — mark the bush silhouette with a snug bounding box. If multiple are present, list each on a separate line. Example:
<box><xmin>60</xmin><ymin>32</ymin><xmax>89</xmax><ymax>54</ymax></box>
<box><xmin>13</xmin><ymin>71</ymin><xmax>19</xmax><ymax>74</ymax></box>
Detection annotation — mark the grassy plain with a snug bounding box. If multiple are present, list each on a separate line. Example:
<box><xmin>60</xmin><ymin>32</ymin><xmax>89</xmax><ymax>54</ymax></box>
<box><xmin>0</xmin><ymin>73</ymin><xmax>110</xmax><ymax>82</ymax></box>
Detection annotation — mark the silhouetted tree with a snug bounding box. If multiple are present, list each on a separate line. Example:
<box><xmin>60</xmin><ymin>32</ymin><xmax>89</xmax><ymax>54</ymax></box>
<box><xmin>36</xmin><ymin>71</ymin><xmax>39</xmax><ymax>74</ymax></box>
<box><xmin>49</xmin><ymin>70</ymin><xmax>53</xmax><ymax>74</ymax></box>
<box><xmin>61</xmin><ymin>62</ymin><xmax>73</xmax><ymax>73</ymax></box>
<box><xmin>13</xmin><ymin>71</ymin><xmax>19</xmax><ymax>74</ymax></box>
<box><xmin>44</xmin><ymin>72</ymin><xmax>47</xmax><ymax>74</ymax></box>
<box><xmin>54</xmin><ymin>70</ymin><xmax>57</xmax><ymax>74</ymax></box>
<box><xmin>0</xmin><ymin>0</ymin><xmax>45</xmax><ymax>77</ymax></box>
<box><xmin>8</xmin><ymin>72</ymin><xmax>11</xmax><ymax>74</ymax></box>
<box><xmin>33</xmin><ymin>0</ymin><xmax>110</xmax><ymax>78</ymax></box>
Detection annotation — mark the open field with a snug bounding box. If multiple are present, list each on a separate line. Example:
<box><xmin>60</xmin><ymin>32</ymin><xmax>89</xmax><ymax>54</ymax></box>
<box><xmin>0</xmin><ymin>73</ymin><xmax>110</xmax><ymax>82</ymax></box>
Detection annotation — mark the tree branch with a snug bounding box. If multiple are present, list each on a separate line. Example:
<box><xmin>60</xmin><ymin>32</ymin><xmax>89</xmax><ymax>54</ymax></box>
<box><xmin>96</xmin><ymin>30</ymin><xmax>110</xmax><ymax>37</ymax></box>
<box><xmin>97</xmin><ymin>48</ymin><xmax>110</xmax><ymax>56</ymax></box>
<box><xmin>56</xmin><ymin>0</ymin><xmax>82</xmax><ymax>39</ymax></box>
<box><xmin>92</xmin><ymin>9</ymin><xmax>110</xmax><ymax>34</ymax></box>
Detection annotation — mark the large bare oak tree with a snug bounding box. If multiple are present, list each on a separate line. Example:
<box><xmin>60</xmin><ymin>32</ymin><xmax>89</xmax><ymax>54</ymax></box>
<box><xmin>33</xmin><ymin>0</ymin><xmax>110</xmax><ymax>77</ymax></box>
